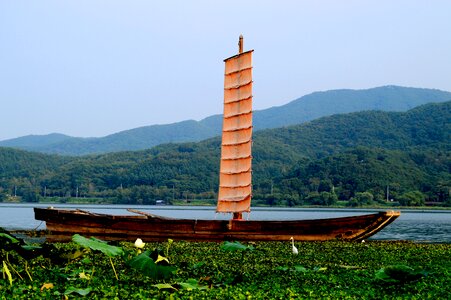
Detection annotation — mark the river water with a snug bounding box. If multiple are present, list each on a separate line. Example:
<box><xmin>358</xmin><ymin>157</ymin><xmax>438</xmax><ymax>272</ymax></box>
<box><xmin>1</xmin><ymin>203</ymin><xmax>450</xmax><ymax>243</ymax></box>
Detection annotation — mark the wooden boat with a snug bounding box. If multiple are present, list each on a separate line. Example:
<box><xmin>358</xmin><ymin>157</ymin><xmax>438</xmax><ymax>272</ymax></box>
<box><xmin>34</xmin><ymin>36</ymin><xmax>400</xmax><ymax>242</ymax></box>
<box><xmin>34</xmin><ymin>207</ymin><xmax>400</xmax><ymax>242</ymax></box>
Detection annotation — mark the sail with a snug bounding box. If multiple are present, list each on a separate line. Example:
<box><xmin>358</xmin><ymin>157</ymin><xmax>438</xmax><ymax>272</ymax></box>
<box><xmin>216</xmin><ymin>44</ymin><xmax>254</xmax><ymax>214</ymax></box>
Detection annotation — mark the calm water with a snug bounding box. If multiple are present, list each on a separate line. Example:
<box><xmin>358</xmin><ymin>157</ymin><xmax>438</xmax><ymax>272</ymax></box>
<box><xmin>1</xmin><ymin>203</ymin><xmax>450</xmax><ymax>243</ymax></box>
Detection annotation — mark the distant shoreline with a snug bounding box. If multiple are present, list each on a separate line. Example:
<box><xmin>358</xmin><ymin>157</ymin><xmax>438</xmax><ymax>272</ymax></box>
<box><xmin>3</xmin><ymin>199</ymin><xmax>450</xmax><ymax>211</ymax></box>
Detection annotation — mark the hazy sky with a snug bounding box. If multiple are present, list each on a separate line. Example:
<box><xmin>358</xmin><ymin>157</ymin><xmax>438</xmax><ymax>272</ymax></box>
<box><xmin>1</xmin><ymin>1</ymin><xmax>450</xmax><ymax>141</ymax></box>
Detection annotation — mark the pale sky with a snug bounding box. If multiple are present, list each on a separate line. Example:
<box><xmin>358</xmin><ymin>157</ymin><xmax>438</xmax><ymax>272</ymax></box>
<box><xmin>1</xmin><ymin>1</ymin><xmax>450</xmax><ymax>141</ymax></box>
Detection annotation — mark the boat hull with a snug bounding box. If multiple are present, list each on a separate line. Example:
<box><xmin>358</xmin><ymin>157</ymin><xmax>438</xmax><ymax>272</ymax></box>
<box><xmin>34</xmin><ymin>208</ymin><xmax>400</xmax><ymax>242</ymax></box>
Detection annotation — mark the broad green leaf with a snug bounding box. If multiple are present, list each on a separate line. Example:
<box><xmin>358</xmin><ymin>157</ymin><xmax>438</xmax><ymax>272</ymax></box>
<box><xmin>153</xmin><ymin>283</ymin><xmax>177</xmax><ymax>290</ymax></box>
<box><xmin>21</xmin><ymin>245</ymin><xmax>42</xmax><ymax>251</ymax></box>
<box><xmin>128</xmin><ymin>250</ymin><xmax>176</xmax><ymax>280</ymax></box>
<box><xmin>375</xmin><ymin>265</ymin><xmax>426</xmax><ymax>283</ymax></box>
<box><xmin>376</xmin><ymin>270</ymin><xmax>397</xmax><ymax>283</ymax></box>
<box><xmin>72</xmin><ymin>234</ymin><xmax>123</xmax><ymax>257</ymax></box>
<box><xmin>221</xmin><ymin>241</ymin><xmax>254</xmax><ymax>252</ymax></box>
<box><xmin>293</xmin><ymin>265</ymin><xmax>309</xmax><ymax>273</ymax></box>
<box><xmin>156</xmin><ymin>264</ymin><xmax>177</xmax><ymax>279</ymax></box>
<box><xmin>64</xmin><ymin>286</ymin><xmax>92</xmax><ymax>296</ymax></box>
<box><xmin>178</xmin><ymin>278</ymin><xmax>208</xmax><ymax>290</ymax></box>
<box><xmin>0</xmin><ymin>233</ymin><xmax>19</xmax><ymax>244</ymax></box>
<box><xmin>156</xmin><ymin>265</ymin><xmax>177</xmax><ymax>279</ymax></box>
<box><xmin>89</xmin><ymin>237</ymin><xmax>108</xmax><ymax>244</ymax></box>
<box><xmin>129</xmin><ymin>250</ymin><xmax>157</xmax><ymax>278</ymax></box>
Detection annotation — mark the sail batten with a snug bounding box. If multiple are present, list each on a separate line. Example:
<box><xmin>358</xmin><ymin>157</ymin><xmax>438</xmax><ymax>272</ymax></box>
<box><xmin>223</xmin><ymin>127</ymin><xmax>252</xmax><ymax>133</ymax></box>
<box><xmin>224</xmin><ymin>80</ymin><xmax>253</xmax><ymax>90</ymax></box>
<box><xmin>225</xmin><ymin>66</ymin><xmax>252</xmax><ymax>74</ymax></box>
<box><xmin>217</xmin><ymin>41</ymin><xmax>253</xmax><ymax>215</ymax></box>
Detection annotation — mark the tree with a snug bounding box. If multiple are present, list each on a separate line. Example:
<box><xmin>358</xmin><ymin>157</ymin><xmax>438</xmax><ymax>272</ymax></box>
<box><xmin>305</xmin><ymin>191</ymin><xmax>337</xmax><ymax>206</ymax></box>
<box><xmin>22</xmin><ymin>188</ymin><xmax>41</xmax><ymax>203</ymax></box>
<box><xmin>320</xmin><ymin>191</ymin><xmax>338</xmax><ymax>206</ymax></box>
<box><xmin>398</xmin><ymin>191</ymin><xmax>425</xmax><ymax>206</ymax></box>
<box><xmin>347</xmin><ymin>192</ymin><xmax>374</xmax><ymax>207</ymax></box>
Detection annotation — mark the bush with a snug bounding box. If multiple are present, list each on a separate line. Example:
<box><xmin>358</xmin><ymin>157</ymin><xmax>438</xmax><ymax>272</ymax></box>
<box><xmin>398</xmin><ymin>191</ymin><xmax>425</xmax><ymax>206</ymax></box>
<box><xmin>305</xmin><ymin>192</ymin><xmax>337</xmax><ymax>206</ymax></box>
<box><xmin>353</xmin><ymin>192</ymin><xmax>374</xmax><ymax>206</ymax></box>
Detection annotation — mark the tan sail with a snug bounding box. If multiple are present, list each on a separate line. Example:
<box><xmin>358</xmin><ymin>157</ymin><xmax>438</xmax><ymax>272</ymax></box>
<box><xmin>217</xmin><ymin>36</ymin><xmax>254</xmax><ymax>216</ymax></box>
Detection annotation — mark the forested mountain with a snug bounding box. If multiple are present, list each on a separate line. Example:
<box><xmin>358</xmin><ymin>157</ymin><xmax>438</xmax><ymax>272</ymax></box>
<box><xmin>0</xmin><ymin>101</ymin><xmax>450</xmax><ymax>206</ymax></box>
<box><xmin>276</xmin><ymin>148</ymin><xmax>450</xmax><ymax>206</ymax></box>
<box><xmin>253</xmin><ymin>85</ymin><xmax>451</xmax><ymax>130</ymax></box>
<box><xmin>0</xmin><ymin>133</ymin><xmax>73</xmax><ymax>149</ymax></box>
<box><xmin>2</xmin><ymin>86</ymin><xmax>450</xmax><ymax>155</ymax></box>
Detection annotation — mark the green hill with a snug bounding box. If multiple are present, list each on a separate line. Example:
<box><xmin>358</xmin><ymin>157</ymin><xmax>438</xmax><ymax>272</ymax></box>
<box><xmin>253</xmin><ymin>85</ymin><xmax>451</xmax><ymax>129</ymax></box>
<box><xmin>1</xmin><ymin>86</ymin><xmax>450</xmax><ymax>155</ymax></box>
<box><xmin>0</xmin><ymin>101</ymin><xmax>449</xmax><ymax>205</ymax></box>
<box><xmin>0</xmin><ymin>133</ymin><xmax>73</xmax><ymax>149</ymax></box>
<box><xmin>274</xmin><ymin>147</ymin><xmax>450</xmax><ymax>206</ymax></box>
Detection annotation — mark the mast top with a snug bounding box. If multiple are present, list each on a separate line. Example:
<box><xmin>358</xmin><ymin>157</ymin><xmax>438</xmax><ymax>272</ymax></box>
<box><xmin>238</xmin><ymin>34</ymin><xmax>243</xmax><ymax>54</ymax></box>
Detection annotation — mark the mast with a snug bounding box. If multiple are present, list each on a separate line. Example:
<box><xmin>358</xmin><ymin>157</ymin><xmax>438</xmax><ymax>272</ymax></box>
<box><xmin>216</xmin><ymin>35</ymin><xmax>254</xmax><ymax>220</ymax></box>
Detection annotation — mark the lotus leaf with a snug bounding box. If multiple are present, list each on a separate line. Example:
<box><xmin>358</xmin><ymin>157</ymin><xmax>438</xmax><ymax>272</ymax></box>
<box><xmin>72</xmin><ymin>234</ymin><xmax>123</xmax><ymax>257</ymax></box>
<box><xmin>128</xmin><ymin>250</ymin><xmax>176</xmax><ymax>280</ymax></box>
<box><xmin>375</xmin><ymin>265</ymin><xmax>427</xmax><ymax>283</ymax></box>
<box><xmin>64</xmin><ymin>286</ymin><xmax>92</xmax><ymax>296</ymax></box>
<box><xmin>221</xmin><ymin>241</ymin><xmax>254</xmax><ymax>252</ymax></box>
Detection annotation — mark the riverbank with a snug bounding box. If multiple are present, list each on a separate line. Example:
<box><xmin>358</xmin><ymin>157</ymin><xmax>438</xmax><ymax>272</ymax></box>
<box><xmin>1</xmin><ymin>237</ymin><xmax>450</xmax><ymax>299</ymax></box>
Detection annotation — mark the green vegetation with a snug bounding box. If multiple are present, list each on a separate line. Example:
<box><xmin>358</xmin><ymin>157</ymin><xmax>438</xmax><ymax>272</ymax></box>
<box><xmin>1</xmin><ymin>231</ymin><xmax>450</xmax><ymax>299</ymax></box>
<box><xmin>1</xmin><ymin>86</ymin><xmax>450</xmax><ymax>155</ymax></box>
<box><xmin>0</xmin><ymin>101</ymin><xmax>450</xmax><ymax>207</ymax></box>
